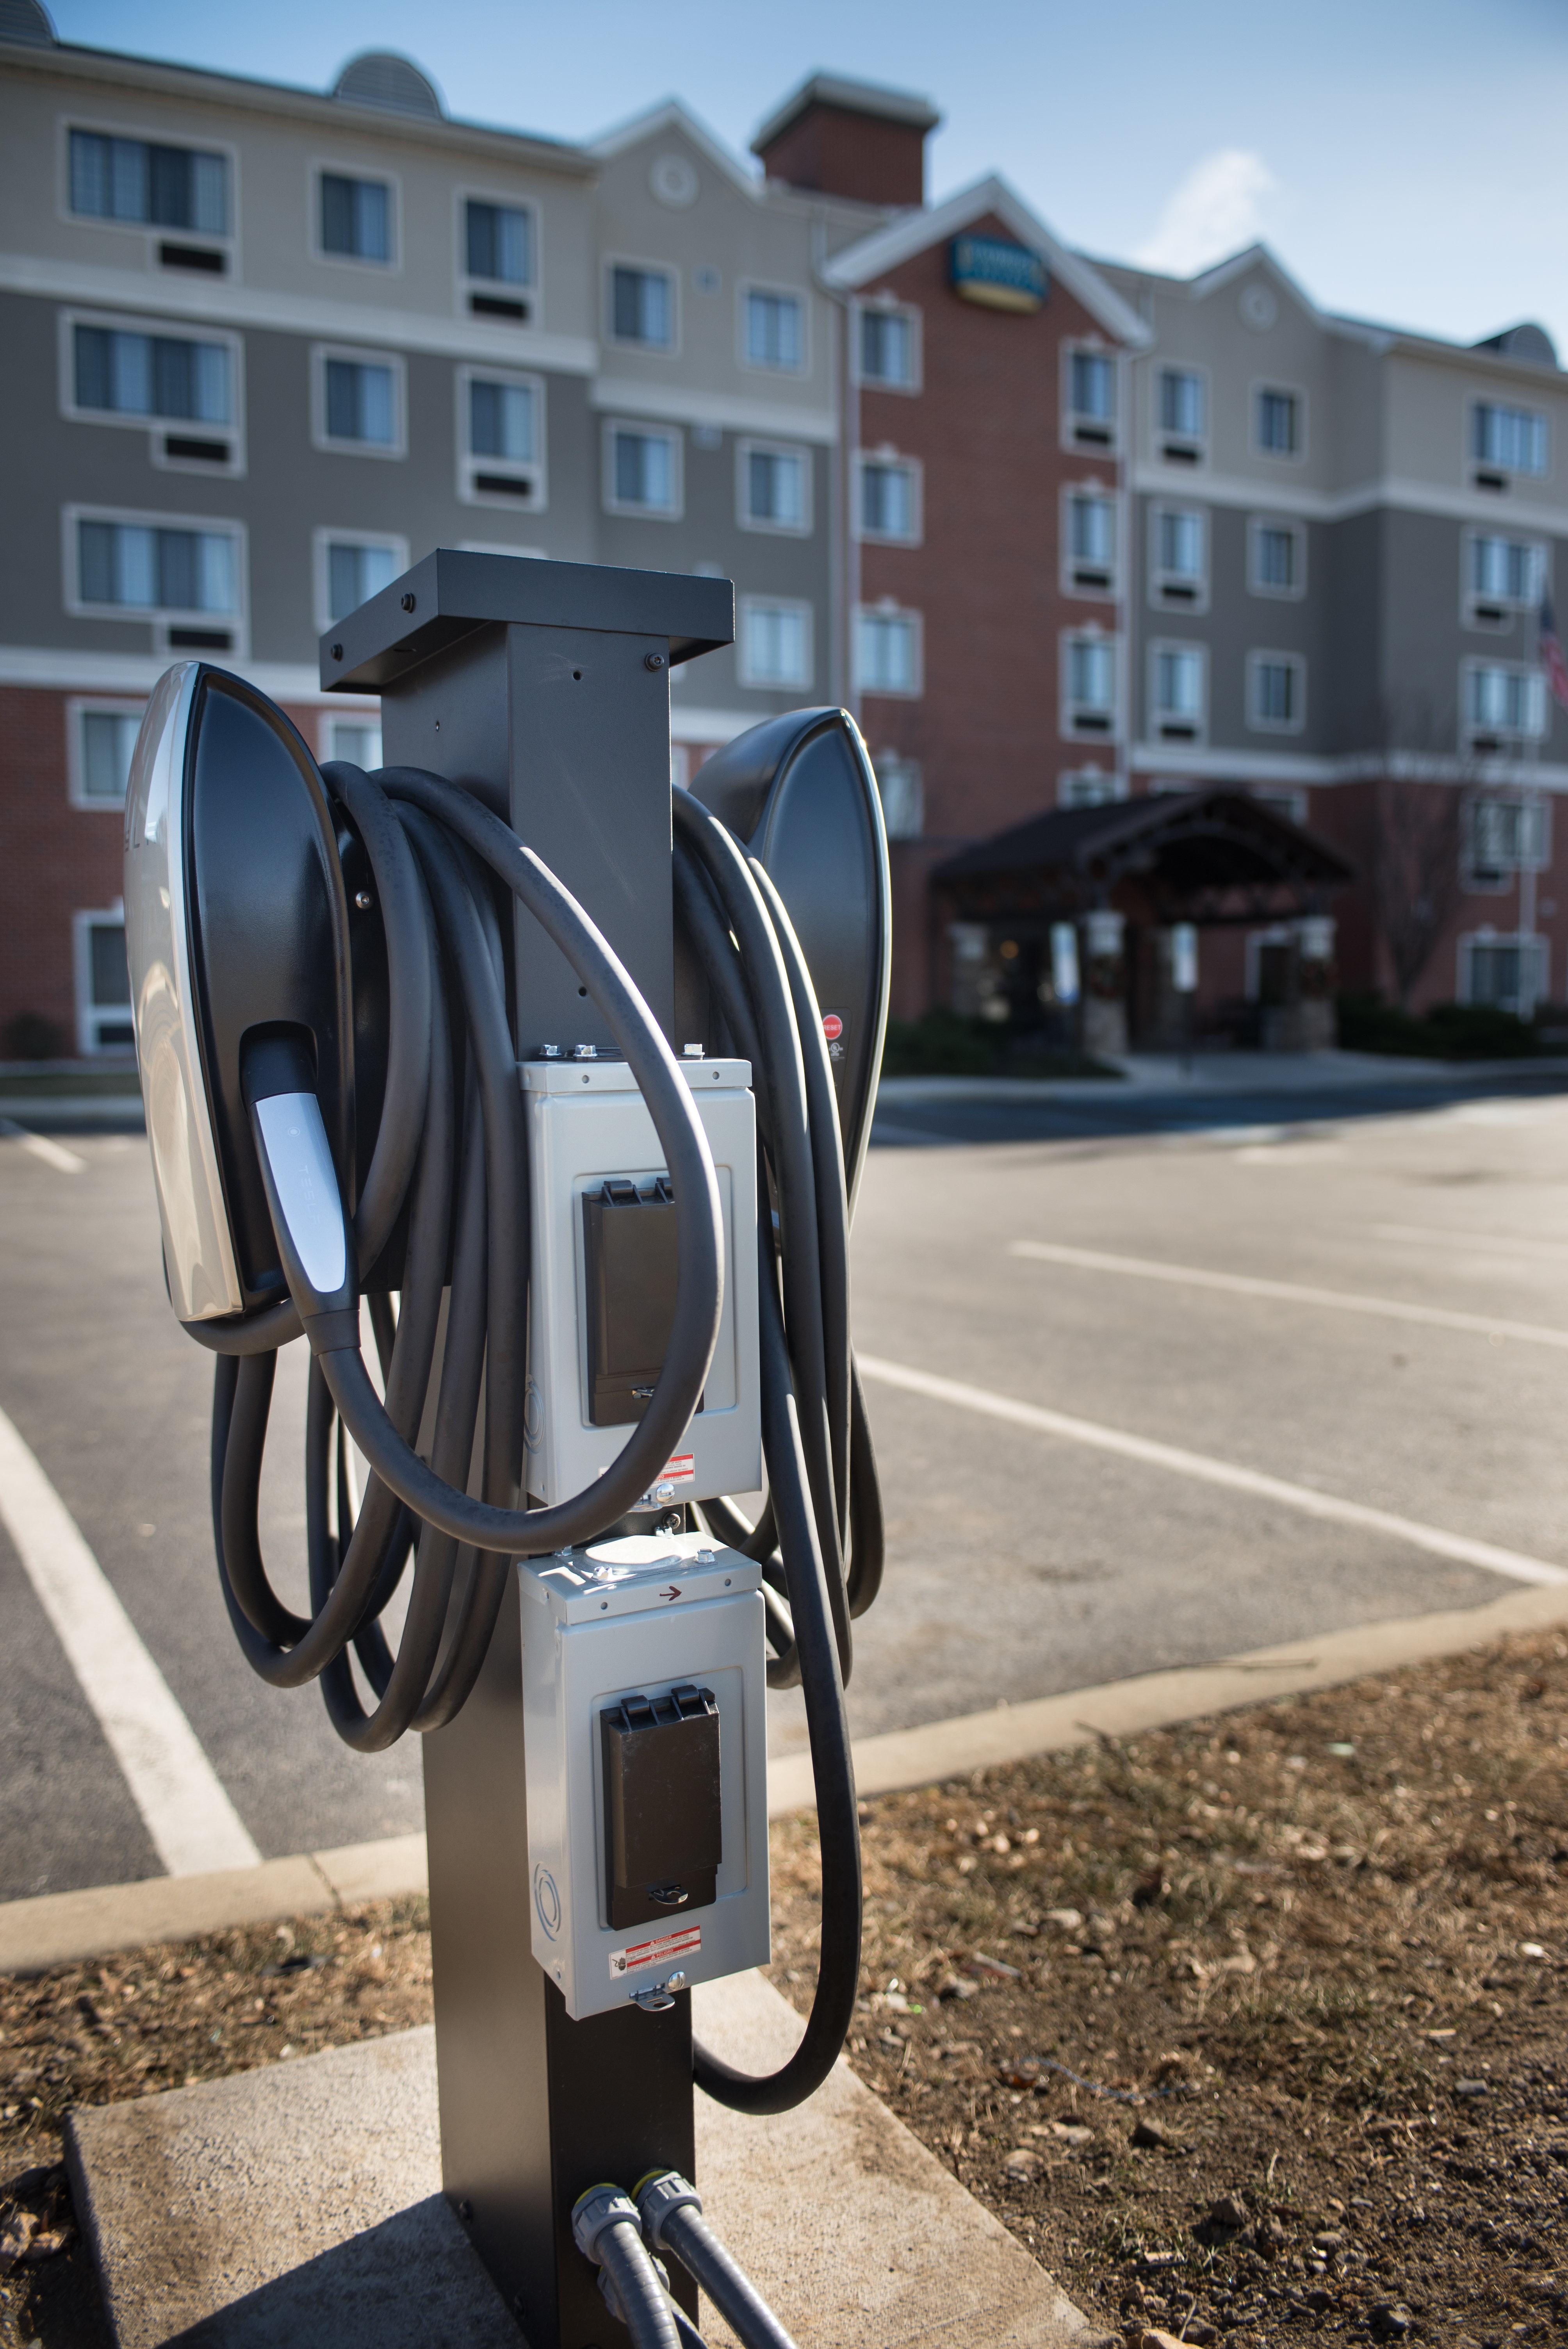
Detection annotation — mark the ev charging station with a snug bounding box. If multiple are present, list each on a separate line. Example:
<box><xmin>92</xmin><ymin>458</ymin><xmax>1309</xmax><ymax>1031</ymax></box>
<box><xmin>120</xmin><ymin>552</ymin><xmax>891</xmax><ymax>2349</ymax></box>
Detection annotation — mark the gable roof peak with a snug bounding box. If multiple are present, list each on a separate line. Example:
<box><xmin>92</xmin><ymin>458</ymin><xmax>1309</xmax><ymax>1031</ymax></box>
<box><xmin>823</xmin><ymin>171</ymin><xmax>1151</xmax><ymax>349</ymax></box>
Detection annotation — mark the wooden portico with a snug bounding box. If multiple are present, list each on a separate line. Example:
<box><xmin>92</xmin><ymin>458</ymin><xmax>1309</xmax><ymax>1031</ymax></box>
<box><xmin>932</xmin><ymin>789</ymin><xmax>1354</xmax><ymax>1051</ymax></box>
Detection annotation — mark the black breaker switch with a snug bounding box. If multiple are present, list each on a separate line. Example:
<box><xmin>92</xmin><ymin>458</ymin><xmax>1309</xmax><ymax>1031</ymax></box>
<box><xmin>582</xmin><ymin>1176</ymin><xmax>680</xmax><ymax>1426</ymax></box>
<box><xmin>600</xmin><ymin>1684</ymin><xmax>722</xmax><ymax>1931</ymax></box>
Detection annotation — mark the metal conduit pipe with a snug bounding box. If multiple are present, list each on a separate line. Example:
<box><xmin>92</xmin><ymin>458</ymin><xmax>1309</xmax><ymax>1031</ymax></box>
<box><xmin>636</xmin><ymin>2170</ymin><xmax>799</xmax><ymax>2349</ymax></box>
<box><xmin>572</xmin><ymin>2189</ymin><xmax>686</xmax><ymax>2349</ymax></box>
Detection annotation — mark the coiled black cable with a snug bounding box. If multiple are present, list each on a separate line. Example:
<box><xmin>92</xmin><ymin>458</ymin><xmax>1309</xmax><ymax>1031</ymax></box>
<box><xmin>188</xmin><ymin>753</ymin><xmax>881</xmax><ymax>2112</ymax></box>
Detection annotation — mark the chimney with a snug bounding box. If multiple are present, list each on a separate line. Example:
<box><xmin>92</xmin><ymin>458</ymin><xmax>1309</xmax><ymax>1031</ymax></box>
<box><xmin>752</xmin><ymin>73</ymin><xmax>940</xmax><ymax>209</ymax></box>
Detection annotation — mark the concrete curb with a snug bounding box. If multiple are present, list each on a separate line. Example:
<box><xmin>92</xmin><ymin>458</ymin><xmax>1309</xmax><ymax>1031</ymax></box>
<box><xmin>876</xmin><ymin>1054</ymin><xmax>1568</xmax><ymax>1106</ymax></box>
<box><xmin>0</xmin><ymin>1835</ymin><xmax>426</xmax><ymax>1977</ymax></box>
<box><xmin>7</xmin><ymin>1587</ymin><xmax>1567</xmax><ymax>1977</ymax></box>
<box><xmin>0</xmin><ymin>1100</ymin><xmax>145</xmax><ymax>1131</ymax></box>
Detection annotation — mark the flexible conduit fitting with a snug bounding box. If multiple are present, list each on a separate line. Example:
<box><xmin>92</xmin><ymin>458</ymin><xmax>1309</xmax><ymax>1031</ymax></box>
<box><xmin>572</xmin><ymin>2187</ymin><xmax>684</xmax><ymax>2349</ymax></box>
<box><xmin>636</xmin><ymin>2170</ymin><xmax>798</xmax><ymax>2349</ymax></box>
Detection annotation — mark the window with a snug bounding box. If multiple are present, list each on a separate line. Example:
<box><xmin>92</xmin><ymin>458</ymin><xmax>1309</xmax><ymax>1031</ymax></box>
<box><xmin>1256</xmin><ymin>387</ymin><xmax>1301</xmax><ymax>457</ymax></box>
<box><xmin>1467</xmin><ymin>532</ymin><xmax>1543</xmax><ymax>622</ymax></box>
<box><xmin>320</xmin><ymin>172</ymin><xmax>392</xmax><ymax>264</ymax></box>
<box><xmin>858</xmin><ymin>305</ymin><xmax>918</xmax><ymax>389</ymax></box>
<box><xmin>463</xmin><ymin>369</ymin><xmax>544</xmax><ymax>504</ymax></box>
<box><xmin>1066</xmin><ymin>492</ymin><xmax>1115</xmax><ymax>592</ymax></box>
<box><xmin>741</xmin><ymin>442</ymin><xmax>810</xmax><ymax>534</ymax></box>
<box><xmin>1152</xmin><ymin>642</ymin><xmax>1205</xmax><ymax>739</ymax></box>
<box><xmin>1459</xmin><ymin>930</ymin><xmax>1547</xmax><ymax>1012</ymax></box>
<box><xmin>743</xmin><ymin>288</ymin><xmax>804</xmax><ymax>373</ymax></box>
<box><xmin>74</xmin><ymin>910</ymin><xmax>133</xmax><ymax>1054</ymax></box>
<box><xmin>1250</xmin><ymin>517</ymin><xmax>1305</xmax><ymax>597</ymax></box>
<box><xmin>73</xmin><ymin>325</ymin><xmax>230</xmax><ymax>424</ymax></box>
<box><xmin>1151</xmin><ymin>505</ymin><xmax>1206</xmax><ymax>607</ymax></box>
<box><xmin>739</xmin><ymin>598</ymin><xmax>813</xmax><ymax>690</ymax></box>
<box><xmin>1067</xmin><ymin>349</ymin><xmax>1116</xmax><ymax>447</ymax></box>
<box><xmin>858</xmin><ymin>455</ymin><xmax>918</xmax><ymax>544</ymax></box>
<box><xmin>69</xmin><ymin>129</ymin><xmax>228</xmax><ymax>237</ymax></box>
<box><xmin>465</xmin><ymin>199</ymin><xmax>531</xmax><ymax>286</ymax></box>
<box><xmin>1158</xmin><ymin>366</ymin><xmax>1205</xmax><ymax>458</ymax></box>
<box><xmin>604</xmin><ymin>422</ymin><xmax>681</xmax><ymax>516</ymax></box>
<box><xmin>873</xmin><ymin>753</ymin><xmax>923</xmax><ymax>839</ymax></box>
<box><xmin>1465</xmin><ymin>661</ymin><xmax>1546</xmax><ymax>741</ymax></box>
<box><xmin>68</xmin><ymin>701</ymin><xmax>144</xmax><ymax>808</ymax></box>
<box><xmin>1248</xmin><ymin>651</ymin><xmax>1306</xmax><ymax>733</ymax></box>
<box><xmin>1058</xmin><ymin>768</ymin><xmax>1123</xmax><ymax>808</ymax></box>
<box><xmin>1063</xmin><ymin>633</ymin><xmax>1116</xmax><ymax>734</ymax></box>
<box><xmin>322</xmin><ymin>716</ymin><xmax>383</xmax><ymax>770</ymax></box>
<box><xmin>1251</xmin><ymin>785</ymin><xmax>1308</xmax><ymax>827</ymax></box>
<box><xmin>855</xmin><ymin>606</ymin><xmax>922</xmax><ymax>697</ymax></box>
<box><xmin>324</xmin><ymin>539</ymin><xmax>399</xmax><ymax>625</ymax></box>
<box><xmin>609</xmin><ymin>265</ymin><xmax>674</xmax><ymax>349</ymax></box>
<box><xmin>74</xmin><ymin>512</ymin><xmax>240</xmax><ymax>644</ymax></box>
<box><xmin>1472</xmin><ymin>402</ymin><xmax>1547</xmax><ymax>478</ymax></box>
<box><xmin>315</xmin><ymin>350</ymin><xmax>403</xmax><ymax>454</ymax></box>
<box><xmin>1468</xmin><ymin>795</ymin><xmax>1549</xmax><ymax>887</ymax></box>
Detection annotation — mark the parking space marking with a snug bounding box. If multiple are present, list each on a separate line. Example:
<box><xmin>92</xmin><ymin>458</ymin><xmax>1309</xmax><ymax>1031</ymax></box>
<box><xmin>857</xmin><ymin>1355</ymin><xmax>1568</xmax><ymax>1589</ymax></box>
<box><xmin>1009</xmin><ymin>1237</ymin><xmax>1568</xmax><ymax>1349</ymax></box>
<box><xmin>0</xmin><ymin>1120</ymin><xmax>85</xmax><ymax>1174</ymax></box>
<box><xmin>0</xmin><ymin>1403</ymin><xmax>261</xmax><ymax>1876</ymax></box>
<box><xmin>1374</xmin><ymin>1223</ymin><xmax>1568</xmax><ymax>1263</ymax></box>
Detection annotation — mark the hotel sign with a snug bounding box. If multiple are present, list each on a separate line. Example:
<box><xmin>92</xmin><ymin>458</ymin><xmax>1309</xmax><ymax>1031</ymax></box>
<box><xmin>948</xmin><ymin>234</ymin><xmax>1047</xmax><ymax>313</ymax></box>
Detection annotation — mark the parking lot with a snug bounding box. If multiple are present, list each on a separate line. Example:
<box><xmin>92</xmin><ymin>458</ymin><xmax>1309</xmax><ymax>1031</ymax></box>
<box><xmin>4</xmin><ymin>1072</ymin><xmax>1568</xmax><ymax>1899</ymax></box>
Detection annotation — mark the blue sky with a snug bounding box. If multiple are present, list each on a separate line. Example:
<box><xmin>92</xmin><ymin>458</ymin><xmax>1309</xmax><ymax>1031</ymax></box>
<box><xmin>53</xmin><ymin>1</ymin><xmax>1568</xmax><ymax>354</ymax></box>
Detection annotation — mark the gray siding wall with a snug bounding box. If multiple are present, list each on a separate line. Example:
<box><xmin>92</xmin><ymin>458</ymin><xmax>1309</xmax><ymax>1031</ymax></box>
<box><xmin>3</xmin><ymin>284</ymin><xmax>831</xmax><ymax>716</ymax></box>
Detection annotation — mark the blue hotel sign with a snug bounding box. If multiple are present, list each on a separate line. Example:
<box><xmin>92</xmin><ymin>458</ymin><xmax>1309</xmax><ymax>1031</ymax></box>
<box><xmin>948</xmin><ymin>234</ymin><xmax>1048</xmax><ymax>314</ymax></box>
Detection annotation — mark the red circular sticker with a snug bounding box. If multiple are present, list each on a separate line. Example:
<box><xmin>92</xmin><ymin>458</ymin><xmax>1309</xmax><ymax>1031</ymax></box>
<box><xmin>821</xmin><ymin>1013</ymin><xmax>844</xmax><ymax>1041</ymax></box>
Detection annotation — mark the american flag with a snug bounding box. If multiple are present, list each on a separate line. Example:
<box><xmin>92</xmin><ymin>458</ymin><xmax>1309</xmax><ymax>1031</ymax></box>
<box><xmin>1539</xmin><ymin>595</ymin><xmax>1568</xmax><ymax>712</ymax></box>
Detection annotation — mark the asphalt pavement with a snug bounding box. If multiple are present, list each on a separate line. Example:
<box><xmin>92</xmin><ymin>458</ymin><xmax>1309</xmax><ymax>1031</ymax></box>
<box><xmin>4</xmin><ymin>1064</ymin><xmax>1568</xmax><ymax>1898</ymax></box>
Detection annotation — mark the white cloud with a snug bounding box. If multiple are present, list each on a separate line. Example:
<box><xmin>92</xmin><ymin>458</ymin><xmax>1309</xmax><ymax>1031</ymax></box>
<box><xmin>1133</xmin><ymin>148</ymin><xmax>1279</xmax><ymax>276</ymax></box>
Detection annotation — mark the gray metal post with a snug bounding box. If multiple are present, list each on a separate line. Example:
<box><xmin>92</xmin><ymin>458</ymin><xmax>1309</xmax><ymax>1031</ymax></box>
<box><xmin>323</xmin><ymin>552</ymin><xmax>734</xmax><ymax>2347</ymax></box>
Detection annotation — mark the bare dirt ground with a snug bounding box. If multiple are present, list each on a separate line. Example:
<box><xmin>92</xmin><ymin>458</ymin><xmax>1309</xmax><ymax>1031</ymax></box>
<box><xmin>3</xmin><ymin>1628</ymin><xmax>1566</xmax><ymax>2348</ymax></box>
<box><xmin>772</xmin><ymin>1627</ymin><xmax>1568</xmax><ymax>2349</ymax></box>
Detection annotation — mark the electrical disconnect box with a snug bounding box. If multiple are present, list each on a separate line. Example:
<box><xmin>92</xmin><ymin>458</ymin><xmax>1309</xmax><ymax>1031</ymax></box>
<box><xmin>520</xmin><ymin>1531</ymin><xmax>770</xmax><ymax>2021</ymax></box>
<box><xmin>522</xmin><ymin>1055</ymin><xmax>760</xmax><ymax>1511</ymax></box>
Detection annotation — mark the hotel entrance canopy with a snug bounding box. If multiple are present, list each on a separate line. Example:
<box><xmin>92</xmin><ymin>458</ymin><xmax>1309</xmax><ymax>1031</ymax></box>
<box><xmin>934</xmin><ymin>788</ymin><xmax>1352</xmax><ymax>926</ymax></box>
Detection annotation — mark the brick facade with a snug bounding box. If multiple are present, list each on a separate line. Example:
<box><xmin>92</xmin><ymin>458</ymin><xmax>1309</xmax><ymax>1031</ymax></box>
<box><xmin>0</xmin><ymin>688</ymin><xmax>124</xmax><ymax>1054</ymax></box>
<box><xmin>848</xmin><ymin>218</ymin><xmax>1132</xmax><ymax>1017</ymax></box>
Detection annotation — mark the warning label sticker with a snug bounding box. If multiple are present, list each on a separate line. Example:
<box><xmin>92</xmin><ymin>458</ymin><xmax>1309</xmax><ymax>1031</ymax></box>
<box><xmin>636</xmin><ymin>1454</ymin><xmax>695</xmax><ymax>1508</ymax></box>
<box><xmin>610</xmin><ymin>1923</ymin><xmax>702</xmax><ymax>1980</ymax></box>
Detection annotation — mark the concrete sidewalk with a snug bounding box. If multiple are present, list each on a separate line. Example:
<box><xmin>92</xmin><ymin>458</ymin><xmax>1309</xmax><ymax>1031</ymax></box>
<box><xmin>69</xmin><ymin>1970</ymin><xmax>1097</xmax><ymax>2349</ymax></box>
<box><xmin>878</xmin><ymin>1046</ymin><xmax>1568</xmax><ymax>1110</ymax></box>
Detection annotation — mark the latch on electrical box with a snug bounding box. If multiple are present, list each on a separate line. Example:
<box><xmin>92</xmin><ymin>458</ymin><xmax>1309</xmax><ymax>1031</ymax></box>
<box><xmin>581</xmin><ymin>1176</ymin><xmax>680</xmax><ymax>1426</ymax></box>
<box><xmin>600</xmin><ymin>1683</ymin><xmax>722</xmax><ymax>1931</ymax></box>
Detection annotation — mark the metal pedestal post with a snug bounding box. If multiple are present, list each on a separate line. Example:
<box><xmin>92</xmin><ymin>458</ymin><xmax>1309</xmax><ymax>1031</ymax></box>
<box><xmin>323</xmin><ymin>552</ymin><xmax>734</xmax><ymax>2345</ymax></box>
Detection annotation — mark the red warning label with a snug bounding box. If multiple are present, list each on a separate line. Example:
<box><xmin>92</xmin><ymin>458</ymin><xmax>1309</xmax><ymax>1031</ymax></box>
<box><xmin>610</xmin><ymin>1923</ymin><xmax>702</xmax><ymax>1979</ymax></box>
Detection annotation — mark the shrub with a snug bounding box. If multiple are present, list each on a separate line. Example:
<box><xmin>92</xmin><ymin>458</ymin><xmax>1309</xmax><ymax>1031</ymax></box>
<box><xmin>1336</xmin><ymin>991</ymin><xmax>1541</xmax><ymax>1060</ymax></box>
<box><xmin>3</xmin><ymin>1010</ymin><xmax>69</xmax><ymax>1062</ymax></box>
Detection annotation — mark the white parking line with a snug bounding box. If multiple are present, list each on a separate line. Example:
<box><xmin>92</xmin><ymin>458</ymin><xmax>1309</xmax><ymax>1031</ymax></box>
<box><xmin>0</xmin><ymin>1403</ymin><xmax>261</xmax><ymax>1876</ymax></box>
<box><xmin>1009</xmin><ymin>1237</ymin><xmax>1568</xmax><ymax>1350</ymax></box>
<box><xmin>1374</xmin><ymin>1222</ymin><xmax>1568</xmax><ymax>1263</ymax></box>
<box><xmin>0</xmin><ymin>1119</ymin><xmax>84</xmax><ymax>1174</ymax></box>
<box><xmin>857</xmin><ymin>1354</ymin><xmax>1568</xmax><ymax>1589</ymax></box>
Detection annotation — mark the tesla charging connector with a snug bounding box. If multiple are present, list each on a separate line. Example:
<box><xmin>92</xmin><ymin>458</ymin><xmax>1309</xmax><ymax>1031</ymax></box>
<box><xmin>523</xmin><ymin>1055</ymin><xmax>759</xmax><ymax>1511</ymax></box>
<box><xmin>522</xmin><ymin>1530</ymin><xmax>769</xmax><ymax>2020</ymax></box>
